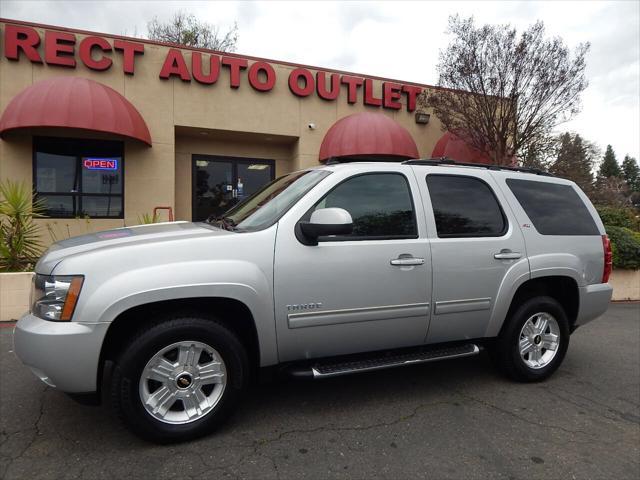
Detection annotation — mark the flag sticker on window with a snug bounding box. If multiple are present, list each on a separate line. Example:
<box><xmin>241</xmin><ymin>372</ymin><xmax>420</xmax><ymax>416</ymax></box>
<box><xmin>83</xmin><ymin>158</ymin><xmax>119</xmax><ymax>170</ymax></box>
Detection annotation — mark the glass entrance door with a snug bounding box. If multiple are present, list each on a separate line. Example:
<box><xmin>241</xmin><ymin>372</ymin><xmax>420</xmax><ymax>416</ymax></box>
<box><xmin>192</xmin><ymin>156</ymin><xmax>275</xmax><ymax>221</ymax></box>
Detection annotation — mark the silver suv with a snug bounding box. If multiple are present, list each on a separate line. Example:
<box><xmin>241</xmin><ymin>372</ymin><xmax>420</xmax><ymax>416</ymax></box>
<box><xmin>14</xmin><ymin>159</ymin><xmax>613</xmax><ymax>442</ymax></box>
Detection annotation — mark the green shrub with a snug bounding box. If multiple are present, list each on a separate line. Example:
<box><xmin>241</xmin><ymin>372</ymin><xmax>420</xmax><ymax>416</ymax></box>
<box><xmin>605</xmin><ymin>225</ymin><xmax>640</xmax><ymax>270</ymax></box>
<box><xmin>138</xmin><ymin>212</ymin><xmax>160</xmax><ymax>224</ymax></box>
<box><xmin>597</xmin><ymin>206</ymin><xmax>640</xmax><ymax>230</ymax></box>
<box><xmin>0</xmin><ymin>180</ymin><xmax>46</xmax><ymax>272</ymax></box>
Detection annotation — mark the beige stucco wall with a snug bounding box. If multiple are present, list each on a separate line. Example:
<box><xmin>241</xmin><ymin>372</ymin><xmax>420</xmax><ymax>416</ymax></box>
<box><xmin>0</xmin><ymin>19</ymin><xmax>443</xmax><ymax>247</ymax></box>
<box><xmin>0</xmin><ymin>272</ymin><xmax>33</xmax><ymax>320</ymax></box>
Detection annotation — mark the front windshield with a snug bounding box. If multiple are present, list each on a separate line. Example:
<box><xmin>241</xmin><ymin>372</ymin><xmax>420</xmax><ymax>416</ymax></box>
<box><xmin>208</xmin><ymin>169</ymin><xmax>331</xmax><ymax>232</ymax></box>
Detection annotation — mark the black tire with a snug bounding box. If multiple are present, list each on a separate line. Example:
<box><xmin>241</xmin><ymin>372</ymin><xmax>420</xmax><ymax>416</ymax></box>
<box><xmin>492</xmin><ymin>296</ymin><xmax>570</xmax><ymax>382</ymax></box>
<box><xmin>110</xmin><ymin>314</ymin><xmax>249</xmax><ymax>443</ymax></box>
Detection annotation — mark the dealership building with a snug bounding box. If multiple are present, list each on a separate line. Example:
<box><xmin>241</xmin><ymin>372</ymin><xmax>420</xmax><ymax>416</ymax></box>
<box><xmin>0</xmin><ymin>18</ymin><xmax>484</xmax><ymax>244</ymax></box>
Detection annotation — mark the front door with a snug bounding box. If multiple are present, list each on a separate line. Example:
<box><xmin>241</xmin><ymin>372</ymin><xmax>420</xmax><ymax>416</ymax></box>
<box><xmin>192</xmin><ymin>156</ymin><xmax>275</xmax><ymax>221</ymax></box>
<box><xmin>273</xmin><ymin>170</ymin><xmax>432</xmax><ymax>362</ymax></box>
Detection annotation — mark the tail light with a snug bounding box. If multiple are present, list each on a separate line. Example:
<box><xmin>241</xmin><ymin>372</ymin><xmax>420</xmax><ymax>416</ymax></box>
<box><xmin>602</xmin><ymin>235</ymin><xmax>612</xmax><ymax>283</ymax></box>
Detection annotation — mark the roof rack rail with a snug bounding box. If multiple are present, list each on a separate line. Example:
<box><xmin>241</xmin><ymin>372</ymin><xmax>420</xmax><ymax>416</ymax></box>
<box><xmin>402</xmin><ymin>157</ymin><xmax>554</xmax><ymax>176</ymax></box>
<box><xmin>324</xmin><ymin>157</ymin><xmax>342</xmax><ymax>165</ymax></box>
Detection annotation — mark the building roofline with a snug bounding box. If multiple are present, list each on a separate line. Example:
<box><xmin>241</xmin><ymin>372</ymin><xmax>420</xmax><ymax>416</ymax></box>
<box><xmin>0</xmin><ymin>17</ymin><xmax>457</xmax><ymax>93</ymax></box>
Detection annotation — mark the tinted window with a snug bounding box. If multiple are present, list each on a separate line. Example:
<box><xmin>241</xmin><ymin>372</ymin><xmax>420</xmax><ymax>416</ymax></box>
<box><xmin>314</xmin><ymin>173</ymin><xmax>417</xmax><ymax>238</ymax></box>
<box><xmin>34</xmin><ymin>137</ymin><xmax>123</xmax><ymax>218</ymax></box>
<box><xmin>427</xmin><ymin>175</ymin><xmax>506</xmax><ymax>237</ymax></box>
<box><xmin>506</xmin><ymin>179</ymin><xmax>599</xmax><ymax>235</ymax></box>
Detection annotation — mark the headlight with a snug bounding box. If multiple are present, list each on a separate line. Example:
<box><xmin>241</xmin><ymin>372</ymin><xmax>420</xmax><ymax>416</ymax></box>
<box><xmin>31</xmin><ymin>274</ymin><xmax>84</xmax><ymax>321</ymax></box>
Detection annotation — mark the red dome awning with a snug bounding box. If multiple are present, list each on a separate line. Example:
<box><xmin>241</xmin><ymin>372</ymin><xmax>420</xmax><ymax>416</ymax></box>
<box><xmin>0</xmin><ymin>77</ymin><xmax>151</xmax><ymax>146</ymax></box>
<box><xmin>319</xmin><ymin>112</ymin><xmax>419</xmax><ymax>162</ymax></box>
<box><xmin>431</xmin><ymin>131</ymin><xmax>492</xmax><ymax>164</ymax></box>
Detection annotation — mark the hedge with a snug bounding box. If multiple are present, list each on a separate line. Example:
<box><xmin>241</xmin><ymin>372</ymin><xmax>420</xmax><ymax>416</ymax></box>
<box><xmin>597</xmin><ymin>206</ymin><xmax>640</xmax><ymax>230</ymax></box>
<box><xmin>605</xmin><ymin>225</ymin><xmax>640</xmax><ymax>270</ymax></box>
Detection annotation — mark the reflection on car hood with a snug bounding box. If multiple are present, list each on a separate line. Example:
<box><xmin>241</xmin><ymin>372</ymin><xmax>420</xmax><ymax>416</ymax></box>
<box><xmin>36</xmin><ymin>222</ymin><xmax>229</xmax><ymax>274</ymax></box>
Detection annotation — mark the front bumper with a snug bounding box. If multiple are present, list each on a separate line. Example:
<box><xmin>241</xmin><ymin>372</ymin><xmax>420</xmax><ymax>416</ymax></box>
<box><xmin>13</xmin><ymin>313</ymin><xmax>110</xmax><ymax>393</ymax></box>
<box><xmin>575</xmin><ymin>283</ymin><xmax>614</xmax><ymax>327</ymax></box>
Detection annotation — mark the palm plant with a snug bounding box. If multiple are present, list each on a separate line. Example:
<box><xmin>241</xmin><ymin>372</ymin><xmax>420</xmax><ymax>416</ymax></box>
<box><xmin>138</xmin><ymin>212</ymin><xmax>160</xmax><ymax>224</ymax></box>
<box><xmin>0</xmin><ymin>180</ymin><xmax>46</xmax><ymax>272</ymax></box>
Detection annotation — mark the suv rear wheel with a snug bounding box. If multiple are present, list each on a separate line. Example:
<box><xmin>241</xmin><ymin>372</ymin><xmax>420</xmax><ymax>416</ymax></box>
<box><xmin>110</xmin><ymin>315</ymin><xmax>248</xmax><ymax>443</ymax></box>
<box><xmin>492</xmin><ymin>296</ymin><xmax>570</xmax><ymax>382</ymax></box>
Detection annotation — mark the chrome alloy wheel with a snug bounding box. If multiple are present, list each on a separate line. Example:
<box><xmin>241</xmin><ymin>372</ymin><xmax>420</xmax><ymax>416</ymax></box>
<box><xmin>139</xmin><ymin>341</ymin><xmax>227</xmax><ymax>424</ymax></box>
<box><xmin>518</xmin><ymin>313</ymin><xmax>561</xmax><ymax>370</ymax></box>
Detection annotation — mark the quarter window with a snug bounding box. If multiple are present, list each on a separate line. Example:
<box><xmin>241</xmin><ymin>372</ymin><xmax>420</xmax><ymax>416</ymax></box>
<box><xmin>506</xmin><ymin>179</ymin><xmax>599</xmax><ymax>235</ymax></box>
<box><xmin>312</xmin><ymin>173</ymin><xmax>417</xmax><ymax>239</ymax></box>
<box><xmin>426</xmin><ymin>175</ymin><xmax>506</xmax><ymax>237</ymax></box>
<box><xmin>34</xmin><ymin>137</ymin><xmax>124</xmax><ymax>218</ymax></box>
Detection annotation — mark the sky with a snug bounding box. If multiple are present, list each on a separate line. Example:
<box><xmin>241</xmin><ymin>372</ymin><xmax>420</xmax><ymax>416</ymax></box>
<box><xmin>1</xmin><ymin>0</ymin><xmax>639</xmax><ymax>162</ymax></box>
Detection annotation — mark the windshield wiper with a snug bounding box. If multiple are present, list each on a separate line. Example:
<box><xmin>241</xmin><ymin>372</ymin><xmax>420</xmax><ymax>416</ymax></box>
<box><xmin>208</xmin><ymin>215</ymin><xmax>236</xmax><ymax>231</ymax></box>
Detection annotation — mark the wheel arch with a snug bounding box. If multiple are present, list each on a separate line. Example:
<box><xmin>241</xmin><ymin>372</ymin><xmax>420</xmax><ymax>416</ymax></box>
<box><xmin>97</xmin><ymin>296</ymin><xmax>264</xmax><ymax>395</ymax></box>
<box><xmin>491</xmin><ymin>276</ymin><xmax>580</xmax><ymax>338</ymax></box>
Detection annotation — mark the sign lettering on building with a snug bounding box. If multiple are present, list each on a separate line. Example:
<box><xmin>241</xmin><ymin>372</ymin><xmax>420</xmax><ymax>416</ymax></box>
<box><xmin>3</xmin><ymin>24</ymin><xmax>422</xmax><ymax>112</ymax></box>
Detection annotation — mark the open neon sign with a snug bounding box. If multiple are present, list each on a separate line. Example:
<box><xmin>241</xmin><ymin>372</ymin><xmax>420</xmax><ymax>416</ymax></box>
<box><xmin>83</xmin><ymin>158</ymin><xmax>119</xmax><ymax>170</ymax></box>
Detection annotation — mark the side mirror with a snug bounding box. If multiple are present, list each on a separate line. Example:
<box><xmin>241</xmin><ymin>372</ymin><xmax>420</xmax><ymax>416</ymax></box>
<box><xmin>297</xmin><ymin>208</ymin><xmax>353</xmax><ymax>245</ymax></box>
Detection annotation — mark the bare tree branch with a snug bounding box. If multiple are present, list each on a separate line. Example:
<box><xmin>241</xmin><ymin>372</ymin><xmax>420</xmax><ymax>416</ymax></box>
<box><xmin>147</xmin><ymin>11</ymin><xmax>238</xmax><ymax>52</ymax></box>
<box><xmin>420</xmin><ymin>16</ymin><xmax>589</xmax><ymax>165</ymax></box>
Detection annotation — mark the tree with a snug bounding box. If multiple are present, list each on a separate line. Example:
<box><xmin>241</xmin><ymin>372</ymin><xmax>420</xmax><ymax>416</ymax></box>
<box><xmin>518</xmin><ymin>135</ymin><xmax>557</xmax><ymax>171</ymax></box>
<box><xmin>590</xmin><ymin>176</ymin><xmax>630</xmax><ymax>207</ymax></box>
<box><xmin>549</xmin><ymin>132</ymin><xmax>596</xmax><ymax>193</ymax></box>
<box><xmin>598</xmin><ymin>145</ymin><xmax>621</xmax><ymax>178</ymax></box>
<box><xmin>621</xmin><ymin>155</ymin><xmax>640</xmax><ymax>192</ymax></box>
<box><xmin>147</xmin><ymin>11</ymin><xmax>238</xmax><ymax>51</ymax></box>
<box><xmin>420</xmin><ymin>16</ymin><xmax>590</xmax><ymax>165</ymax></box>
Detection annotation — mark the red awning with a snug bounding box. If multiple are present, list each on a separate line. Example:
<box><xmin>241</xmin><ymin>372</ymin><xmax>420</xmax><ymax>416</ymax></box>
<box><xmin>431</xmin><ymin>131</ymin><xmax>492</xmax><ymax>164</ymax></box>
<box><xmin>319</xmin><ymin>112</ymin><xmax>419</xmax><ymax>162</ymax></box>
<box><xmin>0</xmin><ymin>77</ymin><xmax>151</xmax><ymax>146</ymax></box>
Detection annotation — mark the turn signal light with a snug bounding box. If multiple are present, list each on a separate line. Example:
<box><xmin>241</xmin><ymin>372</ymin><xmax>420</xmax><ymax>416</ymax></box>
<box><xmin>60</xmin><ymin>277</ymin><xmax>84</xmax><ymax>321</ymax></box>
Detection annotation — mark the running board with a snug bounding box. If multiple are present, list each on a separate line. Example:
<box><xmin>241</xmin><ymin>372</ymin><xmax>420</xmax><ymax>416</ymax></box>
<box><xmin>287</xmin><ymin>344</ymin><xmax>480</xmax><ymax>379</ymax></box>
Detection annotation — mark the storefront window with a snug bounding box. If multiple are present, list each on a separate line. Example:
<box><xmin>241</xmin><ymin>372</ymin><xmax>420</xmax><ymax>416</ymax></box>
<box><xmin>33</xmin><ymin>137</ymin><xmax>124</xmax><ymax>218</ymax></box>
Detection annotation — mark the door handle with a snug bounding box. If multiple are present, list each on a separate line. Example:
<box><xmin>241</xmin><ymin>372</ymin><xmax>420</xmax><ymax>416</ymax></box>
<box><xmin>494</xmin><ymin>249</ymin><xmax>522</xmax><ymax>260</ymax></box>
<box><xmin>390</xmin><ymin>257</ymin><xmax>425</xmax><ymax>266</ymax></box>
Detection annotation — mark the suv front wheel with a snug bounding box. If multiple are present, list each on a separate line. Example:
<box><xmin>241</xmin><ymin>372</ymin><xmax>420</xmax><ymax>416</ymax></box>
<box><xmin>492</xmin><ymin>296</ymin><xmax>570</xmax><ymax>382</ymax></box>
<box><xmin>110</xmin><ymin>315</ymin><xmax>249</xmax><ymax>443</ymax></box>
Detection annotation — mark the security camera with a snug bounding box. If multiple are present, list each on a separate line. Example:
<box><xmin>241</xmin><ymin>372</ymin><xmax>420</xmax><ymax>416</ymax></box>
<box><xmin>307</xmin><ymin>123</ymin><xmax>316</xmax><ymax>130</ymax></box>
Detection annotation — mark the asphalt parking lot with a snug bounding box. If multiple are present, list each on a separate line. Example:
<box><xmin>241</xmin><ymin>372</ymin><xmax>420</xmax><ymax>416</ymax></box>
<box><xmin>1</xmin><ymin>303</ymin><xmax>638</xmax><ymax>480</ymax></box>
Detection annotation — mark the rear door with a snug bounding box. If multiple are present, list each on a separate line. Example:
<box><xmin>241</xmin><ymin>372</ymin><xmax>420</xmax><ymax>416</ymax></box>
<box><xmin>414</xmin><ymin>167</ymin><xmax>529</xmax><ymax>343</ymax></box>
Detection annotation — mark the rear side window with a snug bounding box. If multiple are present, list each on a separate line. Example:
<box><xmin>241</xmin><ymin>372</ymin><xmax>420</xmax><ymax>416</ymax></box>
<box><xmin>426</xmin><ymin>175</ymin><xmax>506</xmax><ymax>237</ymax></box>
<box><xmin>506</xmin><ymin>179</ymin><xmax>599</xmax><ymax>235</ymax></box>
<box><xmin>313</xmin><ymin>173</ymin><xmax>417</xmax><ymax>239</ymax></box>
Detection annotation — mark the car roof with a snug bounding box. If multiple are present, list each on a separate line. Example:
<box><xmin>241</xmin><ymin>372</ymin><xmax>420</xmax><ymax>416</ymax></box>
<box><xmin>312</xmin><ymin>159</ymin><xmax>575</xmax><ymax>185</ymax></box>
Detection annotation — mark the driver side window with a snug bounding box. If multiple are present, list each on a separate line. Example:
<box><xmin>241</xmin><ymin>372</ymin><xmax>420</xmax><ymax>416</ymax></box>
<box><xmin>312</xmin><ymin>173</ymin><xmax>417</xmax><ymax>239</ymax></box>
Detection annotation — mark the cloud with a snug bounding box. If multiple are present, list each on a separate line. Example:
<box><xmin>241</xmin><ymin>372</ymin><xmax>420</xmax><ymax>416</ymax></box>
<box><xmin>1</xmin><ymin>0</ymin><xmax>638</xmax><ymax>159</ymax></box>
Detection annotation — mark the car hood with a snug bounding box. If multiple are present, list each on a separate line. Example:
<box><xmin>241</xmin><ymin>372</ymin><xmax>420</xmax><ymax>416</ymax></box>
<box><xmin>36</xmin><ymin>221</ymin><xmax>229</xmax><ymax>274</ymax></box>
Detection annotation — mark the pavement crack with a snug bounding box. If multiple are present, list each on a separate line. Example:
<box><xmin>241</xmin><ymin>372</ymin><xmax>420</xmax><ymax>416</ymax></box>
<box><xmin>255</xmin><ymin>399</ymin><xmax>454</xmax><ymax>446</ymax></box>
<box><xmin>0</xmin><ymin>385</ymin><xmax>47</xmax><ymax>474</ymax></box>
<box><xmin>542</xmin><ymin>385</ymin><xmax>640</xmax><ymax>426</ymax></box>
<box><xmin>201</xmin><ymin>400</ymin><xmax>454</xmax><ymax>477</ymax></box>
<box><xmin>455</xmin><ymin>389</ymin><xmax>598</xmax><ymax>442</ymax></box>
